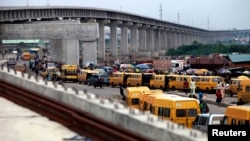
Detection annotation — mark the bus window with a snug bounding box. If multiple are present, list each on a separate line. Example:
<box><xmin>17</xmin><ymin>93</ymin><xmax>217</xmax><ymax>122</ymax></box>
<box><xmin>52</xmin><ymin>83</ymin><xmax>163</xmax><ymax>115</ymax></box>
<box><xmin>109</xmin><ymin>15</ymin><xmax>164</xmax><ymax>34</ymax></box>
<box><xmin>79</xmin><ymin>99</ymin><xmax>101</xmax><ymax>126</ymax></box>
<box><xmin>176</xmin><ymin>109</ymin><xmax>186</xmax><ymax>117</ymax></box>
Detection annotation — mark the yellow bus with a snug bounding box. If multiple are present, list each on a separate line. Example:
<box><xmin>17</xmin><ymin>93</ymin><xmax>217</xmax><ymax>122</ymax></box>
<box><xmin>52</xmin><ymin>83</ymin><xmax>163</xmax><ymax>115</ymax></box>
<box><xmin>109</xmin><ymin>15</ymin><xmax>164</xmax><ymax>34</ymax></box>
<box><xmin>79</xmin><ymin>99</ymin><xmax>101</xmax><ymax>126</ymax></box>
<box><xmin>151</xmin><ymin>96</ymin><xmax>200</xmax><ymax>128</ymax></box>
<box><xmin>167</xmin><ymin>75</ymin><xmax>194</xmax><ymax>91</ymax></box>
<box><xmin>78</xmin><ymin>69</ymin><xmax>99</xmax><ymax>84</ymax></box>
<box><xmin>222</xmin><ymin>105</ymin><xmax>250</xmax><ymax>125</ymax></box>
<box><xmin>125</xmin><ymin>86</ymin><xmax>150</xmax><ymax>109</ymax></box>
<box><xmin>229</xmin><ymin>78</ymin><xmax>241</xmax><ymax>96</ymax></box>
<box><xmin>149</xmin><ymin>74</ymin><xmax>169</xmax><ymax>90</ymax></box>
<box><xmin>126</xmin><ymin>73</ymin><xmax>154</xmax><ymax>87</ymax></box>
<box><xmin>61</xmin><ymin>64</ymin><xmax>78</xmax><ymax>83</ymax></box>
<box><xmin>138</xmin><ymin>89</ymin><xmax>164</xmax><ymax>111</ymax></box>
<box><xmin>145</xmin><ymin>94</ymin><xmax>180</xmax><ymax>112</ymax></box>
<box><xmin>21</xmin><ymin>52</ymin><xmax>31</xmax><ymax>61</ymax></box>
<box><xmin>109</xmin><ymin>72</ymin><xmax>126</xmax><ymax>88</ymax></box>
<box><xmin>237</xmin><ymin>79</ymin><xmax>250</xmax><ymax>104</ymax></box>
<box><xmin>194</xmin><ymin>75</ymin><xmax>224</xmax><ymax>92</ymax></box>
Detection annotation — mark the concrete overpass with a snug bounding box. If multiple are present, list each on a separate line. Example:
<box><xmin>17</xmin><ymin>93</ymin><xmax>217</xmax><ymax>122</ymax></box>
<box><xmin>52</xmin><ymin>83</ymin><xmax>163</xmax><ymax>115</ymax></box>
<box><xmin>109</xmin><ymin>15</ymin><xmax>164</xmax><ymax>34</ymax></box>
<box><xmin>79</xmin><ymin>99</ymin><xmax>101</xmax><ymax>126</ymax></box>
<box><xmin>0</xmin><ymin>6</ymin><xmax>250</xmax><ymax>65</ymax></box>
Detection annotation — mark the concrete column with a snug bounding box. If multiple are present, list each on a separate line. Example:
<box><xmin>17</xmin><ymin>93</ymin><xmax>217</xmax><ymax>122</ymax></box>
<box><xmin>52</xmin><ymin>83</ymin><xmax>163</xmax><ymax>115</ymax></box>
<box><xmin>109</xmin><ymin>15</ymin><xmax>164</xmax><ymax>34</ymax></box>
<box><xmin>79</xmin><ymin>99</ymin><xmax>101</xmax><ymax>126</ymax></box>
<box><xmin>49</xmin><ymin>39</ymin><xmax>62</xmax><ymax>63</ymax></box>
<box><xmin>80</xmin><ymin>41</ymin><xmax>97</xmax><ymax>65</ymax></box>
<box><xmin>97</xmin><ymin>19</ymin><xmax>110</xmax><ymax>60</ymax></box>
<box><xmin>121</xmin><ymin>26</ymin><xmax>128</xmax><ymax>55</ymax></box>
<box><xmin>146</xmin><ymin>27</ymin><xmax>154</xmax><ymax>51</ymax></box>
<box><xmin>160</xmin><ymin>30</ymin><xmax>166</xmax><ymax>50</ymax></box>
<box><xmin>172</xmin><ymin>31</ymin><xmax>177</xmax><ymax>49</ymax></box>
<box><xmin>167</xmin><ymin>29</ymin><xmax>172</xmax><ymax>49</ymax></box>
<box><xmin>130</xmin><ymin>24</ymin><xmax>139</xmax><ymax>53</ymax></box>
<box><xmin>155</xmin><ymin>27</ymin><xmax>161</xmax><ymax>51</ymax></box>
<box><xmin>138</xmin><ymin>28</ymin><xmax>145</xmax><ymax>51</ymax></box>
<box><xmin>138</xmin><ymin>25</ymin><xmax>149</xmax><ymax>51</ymax></box>
<box><xmin>50</xmin><ymin>39</ymin><xmax>79</xmax><ymax>65</ymax></box>
<box><xmin>110</xmin><ymin>21</ymin><xmax>121</xmax><ymax>56</ymax></box>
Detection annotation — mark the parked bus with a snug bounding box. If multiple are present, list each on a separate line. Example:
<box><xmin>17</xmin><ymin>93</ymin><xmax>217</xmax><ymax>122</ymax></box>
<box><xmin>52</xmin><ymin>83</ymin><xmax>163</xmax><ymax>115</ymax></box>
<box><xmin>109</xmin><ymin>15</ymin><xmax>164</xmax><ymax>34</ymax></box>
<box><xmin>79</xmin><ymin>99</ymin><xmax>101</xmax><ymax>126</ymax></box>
<box><xmin>151</xmin><ymin>96</ymin><xmax>200</xmax><ymax>128</ymax></box>
<box><xmin>167</xmin><ymin>75</ymin><xmax>195</xmax><ymax>91</ymax></box>
<box><xmin>109</xmin><ymin>72</ymin><xmax>126</xmax><ymax>88</ymax></box>
<box><xmin>222</xmin><ymin>105</ymin><xmax>250</xmax><ymax>125</ymax></box>
<box><xmin>126</xmin><ymin>73</ymin><xmax>154</xmax><ymax>87</ymax></box>
<box><xmin>237</xmin><ymin>79</ymin><xmax>250</xmax><ymax>105</ymax></box>
<box><xmin>125</xmin><ymin>86</ymin><xmax>150</xmax><ymax>109</ymax></box>
<box><xmin>194</xmin><ymin>75</ymin><xmax>224</xmax><ymax>92</ymax></box>
<box><xmin>138</xmin><ymin>89</ymin><xmax>164</xmax><ymax>111</ymax></box>
<box><xmin>149</xmin><ymin>74</ymin><xmax>169</xmax><ymax>90</ymax></box>
<box><xmin>145</xmin><ymin>94</ymin><xmax>180</xmax><ymax>112</ymax></box>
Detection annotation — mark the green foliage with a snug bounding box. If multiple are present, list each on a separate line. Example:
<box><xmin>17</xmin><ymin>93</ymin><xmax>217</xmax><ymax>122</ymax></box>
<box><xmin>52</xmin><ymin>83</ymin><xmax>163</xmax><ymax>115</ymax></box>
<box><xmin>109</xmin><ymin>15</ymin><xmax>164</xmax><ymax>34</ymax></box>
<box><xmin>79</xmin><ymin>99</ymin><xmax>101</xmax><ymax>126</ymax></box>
<box><xmin>166</xmin><ymin>43</ymin><xmax>250</xmax><ymax>56</ymax></box>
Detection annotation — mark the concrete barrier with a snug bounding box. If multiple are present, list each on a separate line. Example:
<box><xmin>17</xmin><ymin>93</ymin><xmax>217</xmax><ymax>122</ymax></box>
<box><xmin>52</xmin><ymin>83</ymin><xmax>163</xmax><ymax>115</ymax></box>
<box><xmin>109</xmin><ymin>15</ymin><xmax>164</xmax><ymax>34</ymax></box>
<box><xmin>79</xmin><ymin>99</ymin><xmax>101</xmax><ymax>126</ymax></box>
<box><xmin>0</xmin><ymin>66</ymin><xmax>207</xmax><ymax>141</ymax></box>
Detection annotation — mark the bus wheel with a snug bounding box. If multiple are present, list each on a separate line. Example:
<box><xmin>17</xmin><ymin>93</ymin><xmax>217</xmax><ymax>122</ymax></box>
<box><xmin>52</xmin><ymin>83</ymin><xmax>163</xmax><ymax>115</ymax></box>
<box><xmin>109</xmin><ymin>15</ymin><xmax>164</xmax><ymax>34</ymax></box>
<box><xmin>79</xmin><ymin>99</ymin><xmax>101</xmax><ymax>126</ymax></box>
<box><xmin>111</xmin><ymin>83</ymin><xmax>115</xmax><ymax>88</ymax></box>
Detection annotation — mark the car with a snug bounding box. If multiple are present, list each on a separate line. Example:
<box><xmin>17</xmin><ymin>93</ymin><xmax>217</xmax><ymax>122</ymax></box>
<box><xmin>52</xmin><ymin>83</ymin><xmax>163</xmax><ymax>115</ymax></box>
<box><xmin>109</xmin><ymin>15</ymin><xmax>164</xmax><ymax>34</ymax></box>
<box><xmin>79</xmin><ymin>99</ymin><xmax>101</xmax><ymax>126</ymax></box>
<box><xmin>192</xmin><ymin>113</ymin><xmax>224</xmax><ymax>132</ymax></box>
<box><xmin>87</xmin><ymin>74</ymin><xmax>110</xmax><ymax>88</ymax></box>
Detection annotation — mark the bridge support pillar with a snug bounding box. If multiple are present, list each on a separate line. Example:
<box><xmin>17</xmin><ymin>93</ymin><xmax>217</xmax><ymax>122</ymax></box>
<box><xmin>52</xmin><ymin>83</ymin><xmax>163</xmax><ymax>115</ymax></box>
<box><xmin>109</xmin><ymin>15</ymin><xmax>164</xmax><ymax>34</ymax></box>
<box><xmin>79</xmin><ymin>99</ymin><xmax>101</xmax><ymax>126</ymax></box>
<box><xmin>49</xmin><ymin>39</ymin><xmax>80</xmax><ymax>65</ymax></box>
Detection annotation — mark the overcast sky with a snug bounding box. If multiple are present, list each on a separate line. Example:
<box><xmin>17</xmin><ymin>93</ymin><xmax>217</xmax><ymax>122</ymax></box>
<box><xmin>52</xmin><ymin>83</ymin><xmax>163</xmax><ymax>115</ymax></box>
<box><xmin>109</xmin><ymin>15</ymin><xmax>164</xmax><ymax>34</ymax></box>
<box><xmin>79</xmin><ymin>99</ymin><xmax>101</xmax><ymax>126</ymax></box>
<box><xmin>1</xmin><ymin>0</ymin><xmax>250</xmax><ymax>30</ymax></box>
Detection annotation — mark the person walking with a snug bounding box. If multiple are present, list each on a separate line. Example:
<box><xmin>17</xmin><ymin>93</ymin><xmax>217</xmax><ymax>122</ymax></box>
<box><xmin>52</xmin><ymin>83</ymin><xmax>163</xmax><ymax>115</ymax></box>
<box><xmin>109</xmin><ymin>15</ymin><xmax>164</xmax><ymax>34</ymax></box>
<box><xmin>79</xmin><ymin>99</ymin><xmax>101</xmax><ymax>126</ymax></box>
<box><xmin>183</xmin><ymin>78</ymin><xmax>189</xmax><ymax>95</ymax></box>
<box><xmin>190</xmin><ymin>79</ymin><xmax>196</xmax><ymax>97</ymax></box>
<box><xmin>216</xmin><ymin>90</ymin><xmax>222</xmax><ymax>107</ymax></box>
<box><xmin>199</xmin><ymin>98</ymin><xmax>209</xmax><ymax>113</ymax></box>
<box><xmin>220</xmin><ymin>83</ymin><xmax>226</xmax><ymax>102</ymax></box>
<box><xmin>225</xmin><ymin>81</ymin><xmax>230</xmax><ymax>97</ymax></box>
<box><xmin>120</xmin><ymin>84</ymin><xmax>125</xmax><ymax>101</ymax></box>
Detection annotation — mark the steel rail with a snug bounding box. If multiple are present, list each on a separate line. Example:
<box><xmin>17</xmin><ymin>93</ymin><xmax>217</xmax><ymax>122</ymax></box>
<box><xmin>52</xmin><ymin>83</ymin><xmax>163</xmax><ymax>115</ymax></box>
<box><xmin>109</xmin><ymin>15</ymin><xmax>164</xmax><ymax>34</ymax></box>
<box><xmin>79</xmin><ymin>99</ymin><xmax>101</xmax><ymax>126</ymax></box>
<box><xmin>0</xmin><ymin>79</ymin><xmax>151</xmax><ymax>141</ymax></box>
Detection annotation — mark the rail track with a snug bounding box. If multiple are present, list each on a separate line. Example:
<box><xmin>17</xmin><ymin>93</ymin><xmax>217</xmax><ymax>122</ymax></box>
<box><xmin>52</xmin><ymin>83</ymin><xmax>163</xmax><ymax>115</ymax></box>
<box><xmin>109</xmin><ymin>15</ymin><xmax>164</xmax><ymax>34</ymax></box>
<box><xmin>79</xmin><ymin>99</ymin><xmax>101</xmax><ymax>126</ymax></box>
<box><xmin>0</xmin><ymin>79</ymin><xmax>150</xmax><ymax>141</ymax></box>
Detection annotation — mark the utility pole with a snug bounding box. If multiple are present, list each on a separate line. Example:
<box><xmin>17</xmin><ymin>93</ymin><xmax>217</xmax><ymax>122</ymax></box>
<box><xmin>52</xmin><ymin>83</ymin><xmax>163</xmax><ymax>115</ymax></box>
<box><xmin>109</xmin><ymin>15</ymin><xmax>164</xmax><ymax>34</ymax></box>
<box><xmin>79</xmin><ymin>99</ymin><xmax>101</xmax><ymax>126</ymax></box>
<box><xmin>177</xmin><ymin>13</ymin><xmax>180</xmax><ymax>24</ymax></box>
<box><xmin>26</xmin><ymin>0</ymin><xmax>29</xmax><ymax>7</ymax></box>
<box><xmin>159</xmin><ymin>3</ymin><xmax>162</xmax><ymax>20</ymax></box>
<box><xmin>46</xmin><ymin>0</ymin><xmax>50</xmax><ymax>6</ymax></box>
<box><xmin>207</xmin><ymin>15</ymin><xmax>210</xmax><ymax>30</ymax></box>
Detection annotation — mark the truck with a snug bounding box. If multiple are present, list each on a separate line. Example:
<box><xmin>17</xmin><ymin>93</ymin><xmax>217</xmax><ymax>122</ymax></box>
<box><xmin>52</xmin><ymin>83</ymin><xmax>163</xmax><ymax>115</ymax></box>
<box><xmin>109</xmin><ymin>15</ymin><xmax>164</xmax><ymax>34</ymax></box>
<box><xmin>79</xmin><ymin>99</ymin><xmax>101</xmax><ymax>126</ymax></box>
<box><xmin>170</xmin><ymin>60</ymin><xmax>184</xmax><ymax>73</ymax></box>
<box><xmin>192</xmin><ymin>113</ymin><xmax>224</xmax><ymax>132</ymax></box>
<box><xmin>7</xmin><ymin>53</ymin><xmax>17</xmax><ymax>66</ymax></box>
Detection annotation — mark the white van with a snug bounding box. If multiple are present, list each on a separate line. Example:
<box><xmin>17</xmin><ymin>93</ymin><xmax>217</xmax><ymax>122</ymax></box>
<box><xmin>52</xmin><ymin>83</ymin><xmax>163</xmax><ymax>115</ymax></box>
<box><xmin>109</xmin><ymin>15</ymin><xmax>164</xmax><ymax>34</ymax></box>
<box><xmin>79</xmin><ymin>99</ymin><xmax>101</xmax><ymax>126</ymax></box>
<box><xmin>192</xmin><ymin>113</ymin><xmax>224</xmax><ymax>132</ymax></box>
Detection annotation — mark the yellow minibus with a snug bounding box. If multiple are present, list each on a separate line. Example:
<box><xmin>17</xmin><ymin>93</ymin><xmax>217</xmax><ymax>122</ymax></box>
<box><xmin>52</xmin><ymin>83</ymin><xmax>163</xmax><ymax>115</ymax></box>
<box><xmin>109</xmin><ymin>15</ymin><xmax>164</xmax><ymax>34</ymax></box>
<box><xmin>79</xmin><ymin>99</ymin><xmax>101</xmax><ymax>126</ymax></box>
<box><xmin>222</xmin><ymin>105</ymin><xmax>250</xmax><ymax>125</ymax></box>
<box><xmin>125</xmin><ymin>86</ymin><xmax>150</xmax><ymax>109</ymax></box>
<box><xmin>145</xmin><ymin>94</ymin><xmax>181</xmax><ymax>113</ymax></box>
<box><xmin>195</xmin><ymin>76</ymin><xmax>224</xmax><ymax>92</ymax></box>
<box><xmin>126</xmin><ymin>73</ymin><xmax>154</xmax><ymax>87</ymax></box>
<box><xmin>139</xmin><ymin>89</ymin><xmax>164</xmax><ymax>111</ymax></box>
<box><xmin>149</xmin><ymin>74</ymin><xmax>169</xmax><ymax>90</ymax></box>
<box><xmin>237</xmin><ymin>79</ymin><xmax>250</xmax><ymax>104</ymax></box>
<box><xmin>109</xmin><ymin>72</ymin><xmax>126</xmax><ymax>88</ymax></box>
<box><xmin>167</xmin><ymin>75</ymin><xmax>194</xmax><ymax>91</ymax></box>
<box><xmin>151</xmin><ymin>96</ymin><xmax>200</xmax><ymax>128</ymax></box>
<box><xmin>229</xmin><ymin>78</ymin><xmax>241</xmax><ymax>96</ymax></box>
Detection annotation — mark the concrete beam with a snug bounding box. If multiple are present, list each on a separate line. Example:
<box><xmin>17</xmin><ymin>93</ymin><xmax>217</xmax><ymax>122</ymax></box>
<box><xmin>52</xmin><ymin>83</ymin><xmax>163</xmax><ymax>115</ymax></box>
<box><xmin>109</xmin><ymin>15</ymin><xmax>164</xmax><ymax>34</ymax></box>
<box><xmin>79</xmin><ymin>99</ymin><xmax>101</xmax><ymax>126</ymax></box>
<box><xmin>0</xmin><ymin>23</ymin><xmax>99</xmax><ymax>41</ymax></box>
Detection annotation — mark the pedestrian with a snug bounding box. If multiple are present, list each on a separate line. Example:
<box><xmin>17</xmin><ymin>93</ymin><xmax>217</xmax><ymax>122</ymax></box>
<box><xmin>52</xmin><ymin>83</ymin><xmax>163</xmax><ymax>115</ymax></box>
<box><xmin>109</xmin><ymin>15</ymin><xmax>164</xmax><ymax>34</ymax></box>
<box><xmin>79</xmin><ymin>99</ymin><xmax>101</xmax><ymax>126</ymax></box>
<box><xmin>216</xmin><ymin>90</ymin><xmax>222</xmax><ymax>107</ymax></box>
<box><xmin>183</xmin><ymin>78</ymin><xmax>189</xmax><ymax>95</ymax></box>
<box><xmin>220</xmin><ymin>83</ymin><xmax>226</xmax><ymax>101</ymax></box>
<box><xmin>190</xmin><ymin>79</ymin><xmax>196</xmax><ymax>97</ymax></box>
<box><xmin>99</xmin><ymin>77</ymin><xmax>104</xmax><ymax>89</ymax></box>
<box><xmin>225</xmin><ymin>81</ymin><xmax>230</xmax><ymax>97</ymax></box>
<box><xmin>198</xmin><ymin>91</ymin><xmax>203</xmax><ymax>103</ymax></box>
<box><xmin>199</xmin><ymin>98</ymin><xmax>209</xmax><ymax>113</ymax></box>
<box><xmin>120</xmin><ymin>84</ymin><xmax>125</xmax><ymax>101</ymax></box>
<box><xmin>216</xmin><ymin>81</ymin><xmax>221</xmax><ymax>93</ymax></box>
